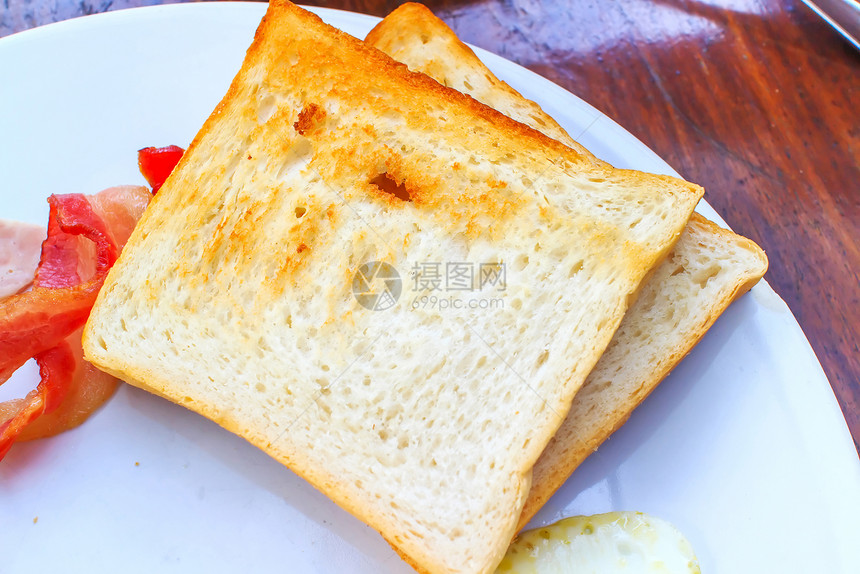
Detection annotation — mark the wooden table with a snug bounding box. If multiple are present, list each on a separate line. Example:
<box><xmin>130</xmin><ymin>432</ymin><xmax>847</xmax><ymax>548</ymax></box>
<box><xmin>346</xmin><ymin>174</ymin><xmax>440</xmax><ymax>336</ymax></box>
<box><xmin>3</xmin><ymin>0</ymin><xmax>858</xmax><ymax>451</ymax></box>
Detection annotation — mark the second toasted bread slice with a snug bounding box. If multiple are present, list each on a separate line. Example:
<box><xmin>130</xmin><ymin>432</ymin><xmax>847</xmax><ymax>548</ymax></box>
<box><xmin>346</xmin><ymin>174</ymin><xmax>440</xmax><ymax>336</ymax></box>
<box><xmin>366</xmin><ymin>2</ymin><xmax>767</xmax><ymax>530</ymax></box>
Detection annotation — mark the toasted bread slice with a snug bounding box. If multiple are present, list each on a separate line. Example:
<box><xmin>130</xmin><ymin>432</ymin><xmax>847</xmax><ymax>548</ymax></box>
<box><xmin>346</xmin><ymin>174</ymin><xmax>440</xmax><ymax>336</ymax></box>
<box><xmin>366</xmin><ymin>2</ymin><xmax>767</xmax><ymax>530</ymax></box>
<box><xmin>83</xmin><ymin>2</ymin><xmax>701</xmax><ymax>573</ymax></box>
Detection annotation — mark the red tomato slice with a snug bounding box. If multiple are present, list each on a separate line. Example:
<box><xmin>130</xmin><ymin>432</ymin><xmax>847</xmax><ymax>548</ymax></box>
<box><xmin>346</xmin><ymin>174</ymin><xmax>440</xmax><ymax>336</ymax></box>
<box><xmin>137</xmin><ymin>145</ymin><xmax>184</xmax><ymax>193</ymax></box>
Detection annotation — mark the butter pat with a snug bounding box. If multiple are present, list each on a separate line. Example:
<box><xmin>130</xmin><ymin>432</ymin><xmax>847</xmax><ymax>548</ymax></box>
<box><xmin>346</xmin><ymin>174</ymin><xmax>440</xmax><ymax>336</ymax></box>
<box><xmin>497</xmin><ymin>511</ymin><xmax>700</xmax><ymax>573</ymax></box>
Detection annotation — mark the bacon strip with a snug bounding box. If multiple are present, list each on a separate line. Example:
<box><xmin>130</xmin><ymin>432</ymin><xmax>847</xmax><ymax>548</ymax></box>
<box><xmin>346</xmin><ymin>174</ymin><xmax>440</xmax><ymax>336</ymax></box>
<box><xmin>35</xmin><ymin>195</ymin><xmax>103</xmax><ymax>288</ymax></box>
<box><xmin>0</xmin><ymin>186</ymin><xmax>151</xmax><ymax>460</ymax></box>
<box><xmin>0</xmin><ymin>193</ymin><xmax>119</xmax><ymax>382</ymax></box>
<box><xmin>0</xmin><ymin>327</ymin><xmax>119</xmax><ymax>446</ymax></box>
<box><xmin>0</xmin><ymin>341</ymin><xmax>76</xmax><ymax>459</ymax></box>
<box><xmin>0</xmin><ymin>279</ymin><xmax>102</xmax><ymax>382</ymax></box>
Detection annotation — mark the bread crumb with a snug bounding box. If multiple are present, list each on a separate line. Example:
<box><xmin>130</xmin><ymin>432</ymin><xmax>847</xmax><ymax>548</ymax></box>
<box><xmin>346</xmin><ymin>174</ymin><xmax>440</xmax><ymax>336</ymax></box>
<box><xmin>33</xmin><ymin>517</ymin><xmax>38</xmax><ymax>524</ymax></box>
<box><xmin>134</xmin><ymin>461</ymin><xmax>140</xmax><ymax>467</ymax></box>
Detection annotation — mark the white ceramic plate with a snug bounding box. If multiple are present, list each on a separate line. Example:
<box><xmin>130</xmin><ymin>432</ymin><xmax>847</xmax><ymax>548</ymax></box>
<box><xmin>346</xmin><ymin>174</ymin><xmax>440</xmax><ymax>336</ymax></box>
<box><xmin>1</xmin><ymin>4</ymin><xmax>858</xmax><ymax>573</ymax></box>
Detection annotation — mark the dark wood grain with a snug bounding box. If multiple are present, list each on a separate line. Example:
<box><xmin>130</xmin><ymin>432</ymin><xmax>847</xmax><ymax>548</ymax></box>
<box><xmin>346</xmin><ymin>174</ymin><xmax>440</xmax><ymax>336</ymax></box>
<box><xmin>3</xmin><ymin>0</ymin><xmax>858</xmax><ymax>451</ymax></box>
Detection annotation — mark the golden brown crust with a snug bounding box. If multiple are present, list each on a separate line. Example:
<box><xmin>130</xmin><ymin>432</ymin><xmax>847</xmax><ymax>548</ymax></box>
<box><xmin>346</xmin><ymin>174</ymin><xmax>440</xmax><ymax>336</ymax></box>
<box><xmin>365</xmin><ymin>2</ymin><xmax>600</xmax><ymax>161</ymax></box>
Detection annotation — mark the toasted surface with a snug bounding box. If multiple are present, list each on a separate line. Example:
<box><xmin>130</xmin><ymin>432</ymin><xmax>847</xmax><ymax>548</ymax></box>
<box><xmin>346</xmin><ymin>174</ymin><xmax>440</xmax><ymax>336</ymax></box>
<box><xmin>83</xmin><ymin>2</ymin><xmax>700</xmax><ymax>573</ymax></box>
<box><xmin>366</xmin><ymin>2</ymin><xmax>767</xmax><ymax>531</ymax></box>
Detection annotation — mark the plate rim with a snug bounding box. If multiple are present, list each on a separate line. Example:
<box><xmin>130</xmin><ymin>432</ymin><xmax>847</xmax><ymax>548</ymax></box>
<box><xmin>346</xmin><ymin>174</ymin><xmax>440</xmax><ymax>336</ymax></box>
<box><xmin>1</xmin><ymin>2</ymin><xmax>858</xmax><ymax>572</ymax></box>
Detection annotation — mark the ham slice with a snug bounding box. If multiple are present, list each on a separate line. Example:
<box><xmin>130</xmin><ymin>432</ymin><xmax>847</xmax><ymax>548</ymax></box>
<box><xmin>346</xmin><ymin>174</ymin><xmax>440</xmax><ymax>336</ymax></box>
<box><xmin>0</xmin><ymin>186</ymin><xmax>151</xmax><ymax>459</ymax></box>
<box><xmin>0</xmin><ymin>219</ymin><xmax>44</xmax><ymax>298</ymax></box>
